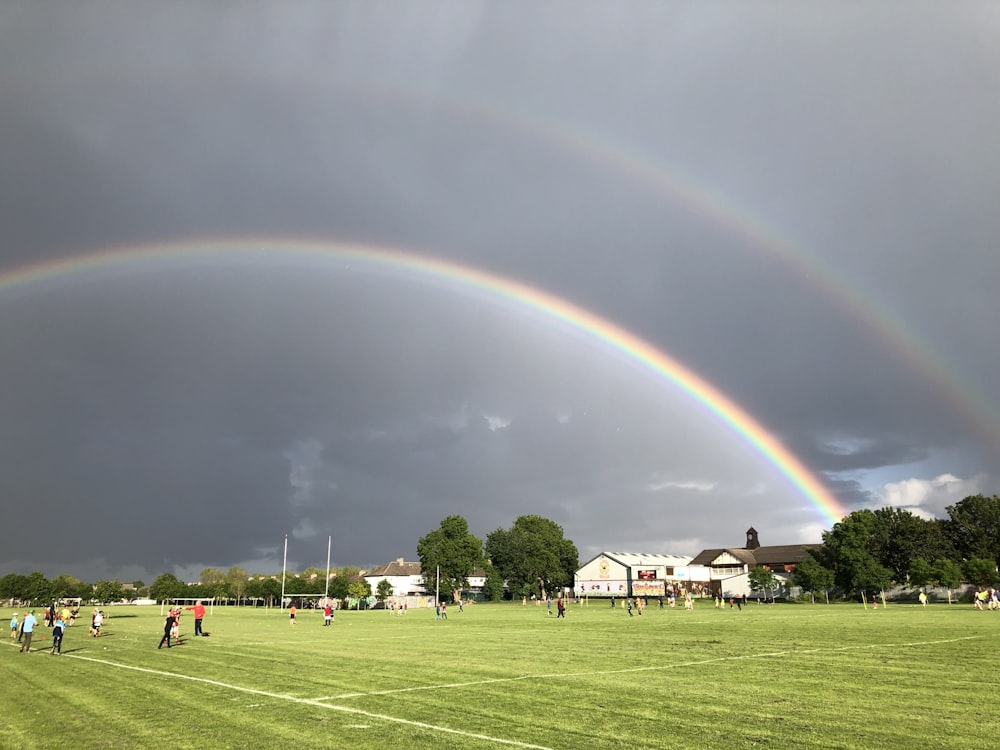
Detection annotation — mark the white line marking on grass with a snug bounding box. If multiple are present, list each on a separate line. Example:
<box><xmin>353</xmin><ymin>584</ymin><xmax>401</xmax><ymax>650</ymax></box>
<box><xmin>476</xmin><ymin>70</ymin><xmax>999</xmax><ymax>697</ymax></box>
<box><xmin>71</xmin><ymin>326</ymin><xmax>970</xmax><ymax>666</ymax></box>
<box><xmin>62</xmin><ymin>653</ymin><xmax>555</xmax><ymax>750</ymax></box>
<box><xmin>312</xmin><ymin>636</ymin><xmax>981</xmax><ymax>700</ymax></box>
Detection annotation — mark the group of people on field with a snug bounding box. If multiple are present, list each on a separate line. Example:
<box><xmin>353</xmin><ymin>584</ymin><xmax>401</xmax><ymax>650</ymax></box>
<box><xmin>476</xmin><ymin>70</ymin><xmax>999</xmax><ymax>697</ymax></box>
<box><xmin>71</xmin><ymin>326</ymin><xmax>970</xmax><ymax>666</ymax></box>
<box><xmin>10</xmin><ymin>602</ymin><xmax>78</xmax><ymax>655</ymax></box>
<box><xmin>973</xmin><ymin>588</ymin><xmax>999</xmax><ymax>610</ymax></box>
<box><xmin>159</xmin><ymin>601</ymin><xmax>206</xmax><ymax>649</ymax></box>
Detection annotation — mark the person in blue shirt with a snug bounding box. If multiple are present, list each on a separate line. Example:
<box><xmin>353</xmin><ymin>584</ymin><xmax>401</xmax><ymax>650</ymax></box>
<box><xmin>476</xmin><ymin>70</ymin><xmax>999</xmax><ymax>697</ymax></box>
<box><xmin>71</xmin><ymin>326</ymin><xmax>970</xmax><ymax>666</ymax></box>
<box><xmin>19</xmin><ymin>610</ymin><xmax>37</xmax><ymax>653</ymax></box>
<box><xmin>50</xmin><ymin>616</ymin><xmax>65</xmax><ymax>655</ymax></box>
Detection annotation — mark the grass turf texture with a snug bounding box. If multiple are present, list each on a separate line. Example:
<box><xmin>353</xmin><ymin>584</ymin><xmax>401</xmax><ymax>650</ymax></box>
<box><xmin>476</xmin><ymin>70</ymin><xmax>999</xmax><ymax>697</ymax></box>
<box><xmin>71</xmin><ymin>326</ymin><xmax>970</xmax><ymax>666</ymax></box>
<box><xmin>2</xmin><ymin>601</ymin><xmax>997</xmax><ymax>749</ymax></box>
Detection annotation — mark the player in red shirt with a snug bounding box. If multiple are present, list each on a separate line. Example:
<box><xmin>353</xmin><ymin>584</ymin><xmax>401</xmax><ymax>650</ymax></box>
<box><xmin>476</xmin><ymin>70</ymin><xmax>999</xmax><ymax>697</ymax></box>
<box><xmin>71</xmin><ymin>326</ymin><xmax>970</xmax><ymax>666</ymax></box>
<box><xmin>185</xmin><ymin>601</ymin><xmax>206</xmax><ymax>636</ymax></box>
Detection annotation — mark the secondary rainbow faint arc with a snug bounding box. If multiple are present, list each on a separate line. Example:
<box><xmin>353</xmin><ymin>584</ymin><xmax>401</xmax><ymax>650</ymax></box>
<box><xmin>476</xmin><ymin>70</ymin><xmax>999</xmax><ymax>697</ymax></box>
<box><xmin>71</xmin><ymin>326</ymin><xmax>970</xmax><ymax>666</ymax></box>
<box><xmin>0</xmin><ymin>238</ymin><xmax>847</xmax><ymax>525</ymax></box>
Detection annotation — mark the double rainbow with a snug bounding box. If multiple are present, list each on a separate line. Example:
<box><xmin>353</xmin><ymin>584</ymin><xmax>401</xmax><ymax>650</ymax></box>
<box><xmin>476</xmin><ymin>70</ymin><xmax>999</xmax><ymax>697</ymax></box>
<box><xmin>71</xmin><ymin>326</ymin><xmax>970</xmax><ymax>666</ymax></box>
<box><xmin>0</xmin><ymin>238</ymin><xmax>847</xmax><ymax>525</ymax></box>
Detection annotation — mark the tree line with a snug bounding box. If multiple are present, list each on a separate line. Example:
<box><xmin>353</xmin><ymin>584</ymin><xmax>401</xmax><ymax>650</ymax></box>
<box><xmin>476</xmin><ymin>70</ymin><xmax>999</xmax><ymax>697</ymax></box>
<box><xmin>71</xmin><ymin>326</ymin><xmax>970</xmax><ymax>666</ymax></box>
<box><xmin>7</xmin><ymin>496</ymin><xmax>994</xmax><ymax>607</ymax></box>
<box><xmin>417</xmin><ymin>513</ymin><xmax>579</xmax><ymax>602</ymax></box>
<box><xmin>0</xmin><ymin>509</ymin><xmax>582</xmax><ymax>607</ymax></box>
<box><xmin>0</xmin><ymin>564</ymin><xmax>370</xmax><ymax>608</ymax></box>
<box><xmin>791</xmin><ymin>494</ymin><xmax>1000</xmax><ymax>600</ymax></box>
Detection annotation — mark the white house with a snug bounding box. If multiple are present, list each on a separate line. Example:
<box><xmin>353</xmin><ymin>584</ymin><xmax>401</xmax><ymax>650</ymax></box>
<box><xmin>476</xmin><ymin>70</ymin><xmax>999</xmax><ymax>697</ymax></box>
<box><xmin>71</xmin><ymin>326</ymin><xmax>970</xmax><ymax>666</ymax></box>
<box><xmin>362</xmin><ymin>559</ymin><xmax>489</xmax><ymax>602</ymax></box>
<box><xmin>363</xmin><ymin>558</ymin><xmax>425</xmax><ymax>598</ymax></box>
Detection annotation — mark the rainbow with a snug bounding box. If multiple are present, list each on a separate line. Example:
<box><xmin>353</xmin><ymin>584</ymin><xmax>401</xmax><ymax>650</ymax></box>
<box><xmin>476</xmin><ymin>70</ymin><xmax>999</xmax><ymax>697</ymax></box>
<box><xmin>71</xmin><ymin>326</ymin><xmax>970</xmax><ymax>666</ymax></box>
<box><xmin>0</xmin><ymin>238</ymin><xmax>847</xmax><ymax>525</ymax></box>
<box><xmin>8</xmin><ymin>64</ymin><xmax>993</xmax><ymax>454</ymax></box>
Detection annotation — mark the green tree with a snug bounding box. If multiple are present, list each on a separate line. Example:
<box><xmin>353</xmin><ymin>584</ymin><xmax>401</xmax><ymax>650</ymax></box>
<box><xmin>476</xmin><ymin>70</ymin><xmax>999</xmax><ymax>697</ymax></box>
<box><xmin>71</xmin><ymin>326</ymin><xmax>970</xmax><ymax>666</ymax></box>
<box><xmin>821</xmin><ymin>510</ymin><xmax>891</xmax><ymax>596</ymax></box>
<box><xmin>481</xmin><ymin>561</ymin><xmax>506</xmax><ymax>601</ymax></box>
<box><xmin>149</xmin><ymin>573</ymin><xmax>184</xmax><ymax>602</ymax></box>
<box><xmin>855</xmin><ymin>557</ymin><xmax>893</xmax><ymax>600</ymax></box>
<box><xmin>0</xmin><ymin>573</ymin><xmax>29</xmax><ymax>602</ymax></box>
<box><xmin>93</xmin><ymin>579</ymin><xmax>124</xmax><ymax>604</ymax></box>
<box><xmin>792</xmin><ymin>554</ymin><xmax>835</xmax><ymax>603</ymax></box>
<box><xmin>284</xmin><ymin>574</ymin><xmax>310</xmax><ymax>596</ymax></box>
<box><xmin>375</xmin><ymin>579</ymin><xmax>394</xmax><ymax>602</ymax></box>
<box><xmin>199</xmin><ymin>568</ymin><xmax>226</xmax><ymax>587</ymax></box>
<box><xmin>908</xmin><ymin>557</ymin><xmax>935</xmax><ymax>589</ymax></box>
<box><xmin>485</xmin><ymin>515</ymin><xmax>579</xmax><ymax>599</ymax></box>
<box><xmin>748</xmin><ymin>566</ymin><xmax>778</xmax><ymax>600</ymax></box>
<box><xmin>417</xmin><ymin>515</ymin><xmax>484</xmax><ymax>602</ymax></box>
<box><xmin>945</xmin><ymin>494</ymin><xmax>1000</xmax><ymax>567</ymax></box>
<box><xmin>49</xmin><ymin>574</ymin><xmax>86</xmax><ymax>601</ymax></box>
<box><xmin>869</xmin><ymin>507</ymin><xmax>952</xmax><ymax>583</ymax></box>
<box><xmin>257</xmin><ymin>577</ymin><xmax>282</xmax><ymax>606</ymax></box>
<box><xmin>934</xmin><ymin>558</ymin><xmax>963</xmax><ymax>604</ymax></box>
<box><xmin>225</xmin><ymin>567</ymin><xmax>249</xmax><ymax>603</ymax></box>
<box><xmin>327</xmin><ymin>574</ymin><xmax>350</xmax><ymax>601</ymax></box>
<box><xmin>347</xmin><ymin>579</ymin><xmax>371</xmax><ymax>608</ymax></box>
<box><xmin>24</xmin><ymin>571</ymin><xmax>52</xmax><ymax>605</ymax></box>
<box><xmin>963</xmin><ymin>557</ymin><xmax>998</xmax><ymax>587</ymax></box>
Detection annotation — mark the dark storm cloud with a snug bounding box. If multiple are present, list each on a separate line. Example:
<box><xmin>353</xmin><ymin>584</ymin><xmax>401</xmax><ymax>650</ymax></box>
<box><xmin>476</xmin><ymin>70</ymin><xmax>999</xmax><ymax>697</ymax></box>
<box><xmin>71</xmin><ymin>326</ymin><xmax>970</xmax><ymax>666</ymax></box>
<box><xmin>1</xmin><ymin>2</ymin><xmax>998</xmax><ymax>581</ymax></box>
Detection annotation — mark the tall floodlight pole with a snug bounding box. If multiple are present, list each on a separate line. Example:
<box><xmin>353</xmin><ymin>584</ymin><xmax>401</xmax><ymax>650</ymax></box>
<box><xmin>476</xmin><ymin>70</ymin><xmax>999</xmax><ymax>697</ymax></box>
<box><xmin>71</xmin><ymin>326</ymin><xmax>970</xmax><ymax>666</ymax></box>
<box><xmin>280</xmin><ymin>534</ymin><xmax>288</xmax><ymax>612</ymax></box>
<box><xmin>324</xmin><ymin>535</ymin><xmax>332</xmax><ymax>603</ymax></box>
<box><xmin>436</xmin><ymin>565</ymin><xmax>440</xmax><ymax>606</ymax></box>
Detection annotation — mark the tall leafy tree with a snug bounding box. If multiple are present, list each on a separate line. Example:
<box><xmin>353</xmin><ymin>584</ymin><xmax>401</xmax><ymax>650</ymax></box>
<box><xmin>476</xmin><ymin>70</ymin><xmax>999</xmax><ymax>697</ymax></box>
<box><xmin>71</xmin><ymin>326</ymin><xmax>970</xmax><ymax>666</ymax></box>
<box><xmin>327</xmin><ymin>574</ymin><xmax>349</xmax><ymax>601</ymax></box>
<box><xmin>149</xmin><ymin>573</ymin><xmax>184</xmax><ymax>602</ymax></box>
<box><xmin>417</xmin><ymin>515</ymin><xmax>483</xmax><ymax>602</ymax></box>
<box><xmin>50</xmin><ymin>574</ymin><xmax>87</xmax><ymax>601</ymax></box>
<box><xmin>0</xmin><ymin>573</ymin><xmax>29</xmax><ymax>602</ymax></box>
<box><xmin>225</xmin><ymin>567</ymin><xmax>249</xmax><ymax>602</ymax></box>
<box><xmin>821</xmin><ymin>510</ymin><xmax>893</xmax><ymax>596</ymax></box>
<box><xmin>375</xmin><ymin>579</ymin><xmax>394</xmax><ymax>602</ymax></box>
<box><xmin>934</xmin><ymin>558</ymin><xmax>962</xmax><ymax>604</ymax></box>
<box><xmin>347</xmin><ymin>579</ymin><xmax>372</xmax><ymax>608</ymax></box>
<box><xmin>93</xmin><ymin>580</ymin><xmax>124</xmax><ymax>604</ymax></box>
<box><xmin>200</xmin><ymin>568</ymin><xmax>226</xmax><ymax>587</ymax></box>
<box><xmin>748</xmin><ymin>566</ymin><xmax>778</xmax><ymax>599</ymax></box>
<box><xmin>963</xmin><ymin>557</ymin><xmax>998</xmax><ymax>587</ymax></box>
<box><xmin>485</xmin><ymin>515</ymin><xmax>578</xmax><ymax>598</ymax></box>
<box><xmin>869</xmin><ymin>507</ymin><xmax>953</xmax><ymax>582</ymax></box>
<box><xmin>791</xmin><ymin>554</ymin><xmax>835</xmax><ymax>603</ymax></box>
<box><xmin>944</xmin><ymin>494</ymin><xmax>1000</xmax><ymax>567</ymax></box>
<box><xmin>481</xmin><ymin>561</ymin><xmax>506</xmax><ymax>601</ymax></box>
<box><xmin>24</xmin><ymin>571</ymin><xmax>52</xmax><ymax>605</ymax></box>
<box><xmin>908</xmin><ymin>558</ymin><xmax>935</xmax><ymax>589</ymax></box>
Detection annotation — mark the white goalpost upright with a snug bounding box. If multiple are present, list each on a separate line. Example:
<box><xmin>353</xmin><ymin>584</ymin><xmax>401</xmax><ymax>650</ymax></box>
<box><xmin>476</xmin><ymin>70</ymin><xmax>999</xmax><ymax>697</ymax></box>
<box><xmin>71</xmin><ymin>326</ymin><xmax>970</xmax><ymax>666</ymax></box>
<box><xmin>280</xmin><ymin>533</ymin><xmax>335</xmax><ymax>612</ymax></box>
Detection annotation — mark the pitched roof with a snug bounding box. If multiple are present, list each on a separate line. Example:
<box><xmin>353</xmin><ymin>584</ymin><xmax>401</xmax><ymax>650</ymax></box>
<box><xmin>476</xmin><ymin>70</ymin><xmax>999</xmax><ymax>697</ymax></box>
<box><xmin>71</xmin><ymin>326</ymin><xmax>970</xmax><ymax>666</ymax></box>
<box><xmin>581</xmin><ymin>552</ymin><xmax>693</xmax><ymax>568</ymax></box>
<box><xmin>365</xmin><ymin>560</ymin><xmax>422</xmax><ymax>578</ymax></box>
<box><xmin>689</xmin><ymin>548</ymin><xmax>757</xmax><ymax>566</ymax></box>
<box><xmin>750</xmin><ymin>544</ymin><xmax>818</xmax><ymax>565</ymax></box>
<box><xmin>690</xmin><ymin>545</ymin><xmax>816</xmax><ymax>567</ymax></box>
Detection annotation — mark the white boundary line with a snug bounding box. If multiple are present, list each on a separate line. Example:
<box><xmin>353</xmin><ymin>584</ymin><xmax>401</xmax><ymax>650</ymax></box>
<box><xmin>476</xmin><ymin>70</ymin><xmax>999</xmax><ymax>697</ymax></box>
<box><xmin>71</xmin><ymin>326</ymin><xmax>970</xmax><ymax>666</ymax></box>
<box><xmin>311</xmin><ymin>635</ymin><xmax>981</xmax><ymax>701</ymax></box>
<box><xmin>18</xmin><ymin>648</ymin><xmax>554</xmax><ymax>750</ymax></box>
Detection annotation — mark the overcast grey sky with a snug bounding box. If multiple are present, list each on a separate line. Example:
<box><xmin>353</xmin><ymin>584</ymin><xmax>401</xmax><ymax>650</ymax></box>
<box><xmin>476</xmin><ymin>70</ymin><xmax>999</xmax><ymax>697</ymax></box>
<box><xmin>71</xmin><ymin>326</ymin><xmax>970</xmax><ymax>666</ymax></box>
<box><xmin>1</xmin><ymin>2</ymin><xmax>998</xmax><ymax>583</ymax></box>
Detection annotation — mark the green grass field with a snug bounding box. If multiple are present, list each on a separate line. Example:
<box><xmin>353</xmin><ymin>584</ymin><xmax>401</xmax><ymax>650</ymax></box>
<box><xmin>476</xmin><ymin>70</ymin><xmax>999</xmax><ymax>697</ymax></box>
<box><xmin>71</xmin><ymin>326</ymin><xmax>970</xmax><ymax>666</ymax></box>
<box><xmin>2</xmin><ymin>600</ymin><xmax>997</xmax><ymax>749</ymax></box>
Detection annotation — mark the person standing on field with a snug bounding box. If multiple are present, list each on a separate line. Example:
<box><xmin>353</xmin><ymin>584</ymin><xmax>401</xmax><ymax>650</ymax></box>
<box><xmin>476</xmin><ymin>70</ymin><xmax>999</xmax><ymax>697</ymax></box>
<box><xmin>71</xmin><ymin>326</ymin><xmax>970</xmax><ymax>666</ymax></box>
<box><xmin>556</xmin><ymin>597</ymin><xmax>566</xmax><ymax>618</ymax></box>
<box><xmin>9</xmin><ymin>611</ymin><xmax>17</xmax><ymax>639</ymax></box>
<box><xmin>289</xmin><ymin>603</ymin><xmax>297</xmax><ymax>625</ymax></box>
<box><xmin>19</xmin><ymin>610</ymin><xmax>37</xmax><ymax>653</ymax></box>
<box><xmin>185</xmin><ymin>601</ymin><xmax>206</xmax><ymax>636</ymax></box>
<box><xmin>50</xmin><ymin>616</ymin><xmax>65</xmax><ymax>655</ymax></box>
<box><xmin>159</xmin><ymin>610</ymin><xmax>177</xmax><ymax>649</ymax></box>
